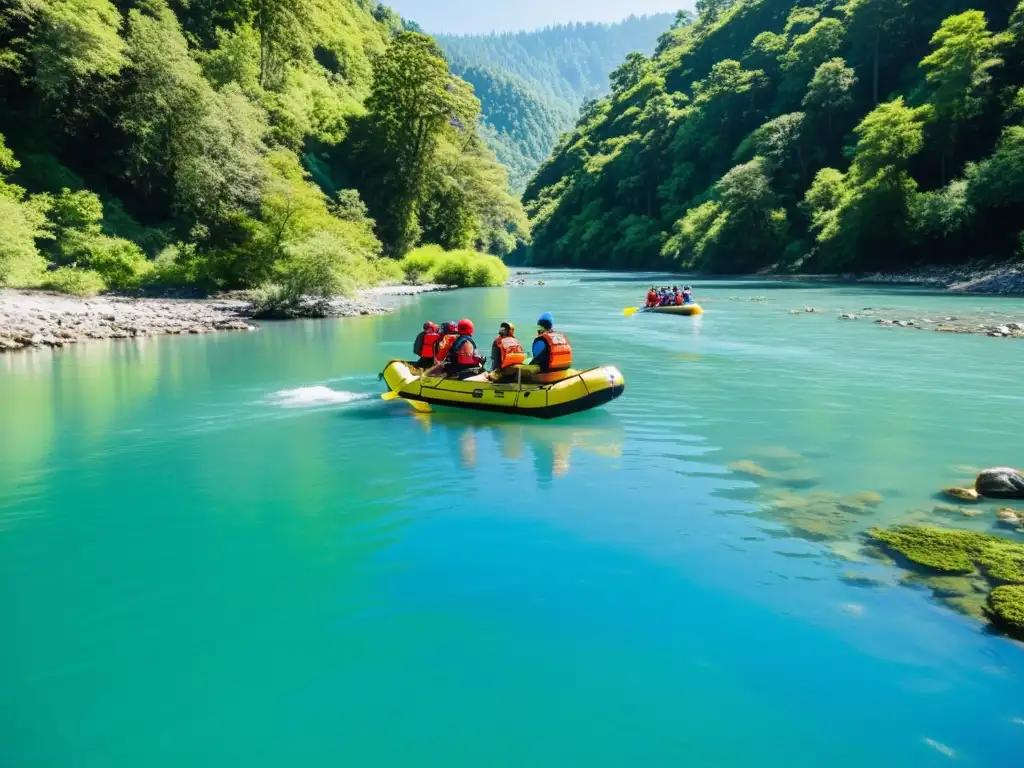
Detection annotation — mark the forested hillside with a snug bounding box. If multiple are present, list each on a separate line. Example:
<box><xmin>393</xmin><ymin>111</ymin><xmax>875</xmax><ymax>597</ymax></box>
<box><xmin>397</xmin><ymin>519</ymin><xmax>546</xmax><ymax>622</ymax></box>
<box><xmin>523</xmin><ymin>0</ymin><xmax>1024</xmax><ymax>273</ymax></box>
<box><xmin>438</xmin><ymin>14</ymin><xmax>678</xmax><ymax>191</ymax></box>
<box><xmin>0</xmin><ymin>0</ymin><xmax>525</xmax><ymax>299</ymax></box>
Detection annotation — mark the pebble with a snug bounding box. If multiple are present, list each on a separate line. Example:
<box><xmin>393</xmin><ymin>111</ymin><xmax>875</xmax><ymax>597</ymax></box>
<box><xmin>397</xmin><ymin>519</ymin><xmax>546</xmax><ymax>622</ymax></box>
<box><xmin>0</xmin><ymin>293</ymin><xmax>263</xmax><ymax>354</ymax></box>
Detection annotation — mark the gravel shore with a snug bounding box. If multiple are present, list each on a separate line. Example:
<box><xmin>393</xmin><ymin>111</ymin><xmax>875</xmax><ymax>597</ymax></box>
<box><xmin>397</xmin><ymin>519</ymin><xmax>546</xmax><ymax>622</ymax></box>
<box><xmin>0</xmin><ymin>283</ymin><xmax>449</xmax><ymax>354</ymax></box>
<box><xmin>857</xmin><ymin>261</ymin><xmax>1024</xmax><ymax>295</ymax></box>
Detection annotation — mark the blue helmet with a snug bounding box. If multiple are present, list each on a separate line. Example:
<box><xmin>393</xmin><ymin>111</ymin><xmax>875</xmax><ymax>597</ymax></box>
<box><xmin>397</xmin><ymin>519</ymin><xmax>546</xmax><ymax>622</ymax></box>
<box><xmin>537</xmin><ymin>312</ymin><xmax>554</xmax><ymax>329</ymax></box>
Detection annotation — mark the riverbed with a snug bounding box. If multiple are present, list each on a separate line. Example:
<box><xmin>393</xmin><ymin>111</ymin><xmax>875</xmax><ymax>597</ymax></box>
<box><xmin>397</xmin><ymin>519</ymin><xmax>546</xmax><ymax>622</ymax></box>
<box><xmin>2</xmin><ymin>272</ymin><xmax>1023</xmax><ymax>766</ymax></box>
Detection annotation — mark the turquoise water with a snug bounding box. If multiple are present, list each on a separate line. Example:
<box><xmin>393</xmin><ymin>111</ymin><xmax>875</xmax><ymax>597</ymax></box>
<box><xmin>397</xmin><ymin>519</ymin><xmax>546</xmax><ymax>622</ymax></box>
<box><xmin>2</xmin><ymin>272</ymin><xmax>1024</xmax><ymax>766</ymax></box>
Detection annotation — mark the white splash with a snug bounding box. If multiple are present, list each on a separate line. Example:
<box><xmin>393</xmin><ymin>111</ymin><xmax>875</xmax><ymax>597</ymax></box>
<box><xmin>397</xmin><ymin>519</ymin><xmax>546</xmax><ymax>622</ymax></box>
<box><xmin>267</xmin><ymin>386</ymin><xmax>372</xmax><ymax>409</ymax></box>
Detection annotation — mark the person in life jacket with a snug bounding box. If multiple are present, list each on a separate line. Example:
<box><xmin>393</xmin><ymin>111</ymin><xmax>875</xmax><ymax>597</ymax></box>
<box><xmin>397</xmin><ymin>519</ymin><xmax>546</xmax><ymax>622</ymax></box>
<box><xmin>646</xmin><ymin>287</ymin><xmax>659</xmax><ymax>308</ymax></box>
<box><xmin>433</xmin><ymin>321</ymin><xmax>459</xmax><ymax>365</ymax></box>
<box><xmin>488</xmin><ymin>322</ymin><xmax>527</xmax><ymax>381</ymax></box>
<box><xmin>412</xmin><ymin>321</ymin><xmax>441</xmax><ymax>368</ymax></box>
<box><xmin>429</xmin><ymin>319</ymin><xmax>483</xmax><ymax>378</ymax></box>
<box><xmin>682</xmin><ymin>285</ymin><xmax>694</xmax><ymax>304</ymax></box>
<box><xmin>530</xmin><ymin>312</ymin><xmax>573</xmax><ymax>373</ymax></box>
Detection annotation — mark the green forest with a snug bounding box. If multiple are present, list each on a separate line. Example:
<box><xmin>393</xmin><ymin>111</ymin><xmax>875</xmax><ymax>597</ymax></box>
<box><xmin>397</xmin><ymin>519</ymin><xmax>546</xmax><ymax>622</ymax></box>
<box><xmin>523</xmin><ymin>0</ymin><xmax>1024</xmax><ymax>273</ymax></box>
<box><xmin>0</xmin><ymin>0</ymin><xmax>525</xmax><ymax>300</ymax></box>
<box><xmin>437</xmin><ymin>14</ymin><xmax>676</xmax><ymax>191</ymax></box>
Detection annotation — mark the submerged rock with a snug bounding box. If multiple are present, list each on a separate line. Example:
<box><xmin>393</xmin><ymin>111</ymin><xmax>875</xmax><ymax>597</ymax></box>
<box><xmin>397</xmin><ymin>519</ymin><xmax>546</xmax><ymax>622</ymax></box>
<box><xmin>942</xmin><ymin>486</ymin><xmax>980</xmax><ymax>503</ymax></box>
<box><xmin>728</xmin><ymin>460</ymin><xmax>775</xmax><ymax>479</ymax></box>
<box><xmin>976</xmin><ymin>467</ymin><xmax>1024</xmax><ymax>499</ymax></box>
<box><xmin>839</xmin><ymin>572</ymin><xmax>889</xmax><ymax>589</ymax></box>
<box><xmin>996</xmin><ymin>508</ymin><xmax>1022</xmax><ymax>527</ymax></box>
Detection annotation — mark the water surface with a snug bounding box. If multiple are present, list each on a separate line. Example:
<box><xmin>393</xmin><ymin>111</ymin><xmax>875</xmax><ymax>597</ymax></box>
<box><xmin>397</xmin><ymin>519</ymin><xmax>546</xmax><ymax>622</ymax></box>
<box><xmin>2</xmin><ymin>273</ymin><xmax>1024</xmax><ymax>766</ymax></box>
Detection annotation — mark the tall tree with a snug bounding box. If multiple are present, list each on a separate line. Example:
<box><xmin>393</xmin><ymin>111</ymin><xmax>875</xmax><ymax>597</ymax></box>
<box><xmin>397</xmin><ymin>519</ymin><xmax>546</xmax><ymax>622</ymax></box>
<box><xmin>919</xmin><ymin>11</ymin><xmax>1002</xmax><ymax>182</ymax></box>
<box><xmin>360</xmin><ymin>32</ymin><xmax>480</xmax><ymax>255</ymax></box>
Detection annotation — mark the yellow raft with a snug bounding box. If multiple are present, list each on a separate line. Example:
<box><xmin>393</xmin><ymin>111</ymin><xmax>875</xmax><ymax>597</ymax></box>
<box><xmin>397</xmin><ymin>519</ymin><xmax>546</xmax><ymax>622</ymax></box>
<box><xmin>380</xmin><ymin>360</ymin><xmax>625</xmax><ymax>419</ymax></box>
<box><xmin>640</xmin><ymin>303</ymin><xmax>703</xmax><ymax>316</ymax></box>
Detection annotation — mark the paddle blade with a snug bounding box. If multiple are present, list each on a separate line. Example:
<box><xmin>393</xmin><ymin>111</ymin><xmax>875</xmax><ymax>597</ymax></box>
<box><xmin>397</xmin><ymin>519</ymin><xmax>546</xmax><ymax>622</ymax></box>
<box><xmin>381</xmin><ymin>391</ymin><xmax>401</xmax><ymax>401</ymax></box>
<box><xmin>623</xmin><ymin>307</ymin><xmax>640</xmax><ymax>317</ymax></box>
<box><xmin>407</xmin><ymin>400</ymin><xmax>433</xmax><ymax>413</ymax></box>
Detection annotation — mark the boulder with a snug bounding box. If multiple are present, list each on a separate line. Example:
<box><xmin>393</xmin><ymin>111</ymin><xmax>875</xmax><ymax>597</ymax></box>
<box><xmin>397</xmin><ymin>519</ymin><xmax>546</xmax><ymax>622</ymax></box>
<box><xmin>975</xmin><ymin>467</ymin><xmax>1024</xmax><ymax>499</ymax></box>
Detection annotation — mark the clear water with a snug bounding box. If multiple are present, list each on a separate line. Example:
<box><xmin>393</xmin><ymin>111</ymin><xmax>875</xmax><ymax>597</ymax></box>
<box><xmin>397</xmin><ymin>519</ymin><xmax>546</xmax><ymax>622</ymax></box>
<box><xmin>2</xmin><ymin>272</ymin><xmax>1024</xmax><ymax>766</ymax></box>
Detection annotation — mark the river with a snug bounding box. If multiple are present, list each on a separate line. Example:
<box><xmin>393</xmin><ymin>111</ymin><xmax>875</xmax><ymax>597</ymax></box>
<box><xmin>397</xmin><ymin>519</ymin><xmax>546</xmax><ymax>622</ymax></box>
<box><xmin>2</xmin><ymin>271</ymin><xmax>1023</xmax><ymax>766</ymax></box>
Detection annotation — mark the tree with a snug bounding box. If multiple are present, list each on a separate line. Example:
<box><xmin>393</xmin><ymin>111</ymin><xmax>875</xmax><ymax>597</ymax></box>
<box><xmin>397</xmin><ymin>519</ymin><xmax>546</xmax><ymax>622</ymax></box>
<box><xmin>610</xmin><ymin>52</ymin><xmax>648</xmax><ymax>95</ymax></box>
<box><xmin>920</xmin><ymin>11</ymin><xmax>1002</xmax><ymax>182</ymax></box>
<box><xmin>360</xmin><ymin>32</ymin><xmax>480</xmax><ymax>255</ymax></box>
<box><xmin>12</xmin><ymin>0</ymin><xmax>126</xmax><ymax>102</ymax></box>
<box><xmin>843</xmin><ymin>0</ymin><xmax>909</xmax><ymax>105</ymax></box>
<box><xmin>803</xmin><ymin>57</ymin><xmax>857</xmax><ymax>139</ymax></box>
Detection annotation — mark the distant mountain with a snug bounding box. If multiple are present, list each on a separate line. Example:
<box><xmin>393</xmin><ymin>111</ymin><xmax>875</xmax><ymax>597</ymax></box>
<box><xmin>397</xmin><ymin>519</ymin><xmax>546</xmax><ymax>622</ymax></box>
<box><xmin>437</xmin><ymin>14</ymin><xmax>678</xmax><ymax>192</ymax></box>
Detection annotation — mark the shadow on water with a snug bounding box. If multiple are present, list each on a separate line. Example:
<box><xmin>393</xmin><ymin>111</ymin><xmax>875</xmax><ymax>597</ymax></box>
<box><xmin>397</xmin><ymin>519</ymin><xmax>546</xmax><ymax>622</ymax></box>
<box><xmin>348</xmin><ymin>402</ymin><xmax>625</xmax><ymax>487</ymax></box>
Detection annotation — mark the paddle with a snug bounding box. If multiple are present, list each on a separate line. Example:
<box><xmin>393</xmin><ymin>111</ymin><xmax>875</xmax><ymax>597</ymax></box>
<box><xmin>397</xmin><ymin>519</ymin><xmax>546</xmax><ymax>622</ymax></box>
<box><xmin>623</xmin><ymin>307</ymin><xmax>646</xmax><ymax>317</ymax></box>
<box><xmin>381</xmin><ymin>389</ymin><xmax>433</xmax><ymax>413</ymax></box>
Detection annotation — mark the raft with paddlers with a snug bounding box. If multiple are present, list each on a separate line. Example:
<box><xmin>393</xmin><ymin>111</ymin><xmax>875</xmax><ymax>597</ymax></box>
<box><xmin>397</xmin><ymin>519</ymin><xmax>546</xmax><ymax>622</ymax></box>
<box><xmin>631</xmin><ymin>303</ymin><xmax>703</xmax><ymax>316</ymax></box>
<box><xmin>625</xmin><ymin>283</ymin><xmax>703</xmax><ymax>316</ymax></box>
<box><xmin>380</xmin><ymin>361</ymin><xmax>625</xmax><ymax>419</ymax></box>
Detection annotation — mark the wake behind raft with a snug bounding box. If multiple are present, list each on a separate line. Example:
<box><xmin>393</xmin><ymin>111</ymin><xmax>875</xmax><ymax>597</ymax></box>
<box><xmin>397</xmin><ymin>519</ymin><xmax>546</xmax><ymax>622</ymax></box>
<box><xmin>379</xmin><ymin>361</ymin><xmax>625</xmax><ymax>419</ymax></box>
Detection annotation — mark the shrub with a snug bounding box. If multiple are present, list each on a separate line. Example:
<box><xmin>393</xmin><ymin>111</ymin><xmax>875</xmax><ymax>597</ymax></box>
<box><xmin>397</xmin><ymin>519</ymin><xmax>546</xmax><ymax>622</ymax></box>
<box><xmin>399</xmin><ymin>245</ymin><xmax>508</xmax><ymax>287</ymax></box>
<box><xmin>81</xmin><ymin>235</ymin><xmax>151</xmax><ymax>290</ymax></box>
<box><xmin>42</xmin><ymin>267</ymin><xmax>107</xmax><ymax>296</ymax></box>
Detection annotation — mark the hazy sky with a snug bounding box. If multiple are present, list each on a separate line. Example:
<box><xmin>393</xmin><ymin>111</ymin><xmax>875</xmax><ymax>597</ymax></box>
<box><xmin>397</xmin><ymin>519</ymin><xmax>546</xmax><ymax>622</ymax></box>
<box><xmin>386</xmin><ymin>0</ymin><xmax>687</xmax><ymax>34</ymax></box>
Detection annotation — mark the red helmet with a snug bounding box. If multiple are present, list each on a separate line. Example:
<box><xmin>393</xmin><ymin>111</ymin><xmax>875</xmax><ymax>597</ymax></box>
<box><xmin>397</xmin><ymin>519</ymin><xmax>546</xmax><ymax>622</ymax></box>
<box><xmin>457</xmin><ymin>318</ymin><xmax>474</xmax><ymax>335</ymax></box>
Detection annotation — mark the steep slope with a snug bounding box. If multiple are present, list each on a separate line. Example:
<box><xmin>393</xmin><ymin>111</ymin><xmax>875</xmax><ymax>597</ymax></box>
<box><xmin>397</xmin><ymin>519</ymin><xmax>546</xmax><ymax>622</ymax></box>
<box><xmin>0</xmin><ymin>0</ymin><xmax>524</xmax><ymax>296</ymax></box>
<box><xmin>523</xmin><ymin>0</ymin><xmax>1024</xmax><ymax>273</ymax></box>
<box><xmin>438</xmin><ymin>14</ymin><xmax>679</xmax><ymax>191</ymax></box>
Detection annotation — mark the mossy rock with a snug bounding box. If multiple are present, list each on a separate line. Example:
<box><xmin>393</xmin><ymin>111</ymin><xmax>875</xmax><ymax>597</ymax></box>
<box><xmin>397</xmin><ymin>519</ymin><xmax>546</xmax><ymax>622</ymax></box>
<box><xmin>866</xmin><ymin>525</ymin><xmax>1024</xmax><ymax>583</ymax></box>
<box><xmin>986</xmin><ymin>585</ymin><xmax>1024</xmax><ymax>639</ymax></box>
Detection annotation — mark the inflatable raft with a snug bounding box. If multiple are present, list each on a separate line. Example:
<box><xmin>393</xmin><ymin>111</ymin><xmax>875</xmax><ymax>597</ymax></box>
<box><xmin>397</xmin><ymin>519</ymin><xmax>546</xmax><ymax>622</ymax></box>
<box><xmin>380</xmin><ymin>360</ymin><xmax>625</xmax><ymax>419</ymax></box>
<box><xmin>640</xmin><ymin>303</ymin><xmax>703</xmax><ymax>316</ymax></box>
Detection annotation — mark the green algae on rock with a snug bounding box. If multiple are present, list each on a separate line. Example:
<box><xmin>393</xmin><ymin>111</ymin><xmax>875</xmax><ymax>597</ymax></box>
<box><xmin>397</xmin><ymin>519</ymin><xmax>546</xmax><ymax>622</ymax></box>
<box><xmin>869</xmin><ymin>525</ymin><xmax>1024</xmax><ymax>639</ymax></box>
<box><xmin>987</xmin><ymin>585</ymin><xmax>1024</xmax><ymax>638</ymax></box>
<box><xmin>867</xmin><ymin>526</ymin><xmax>1024</xmax><ymax>582</ymax></box>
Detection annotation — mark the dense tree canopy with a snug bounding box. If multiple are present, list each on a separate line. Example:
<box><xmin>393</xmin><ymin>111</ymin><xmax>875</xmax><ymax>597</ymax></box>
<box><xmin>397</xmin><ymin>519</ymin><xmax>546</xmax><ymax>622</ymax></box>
<box><xmin>523</xmin><ymin>0</ymin><xmax>1024</xmax><ymax>273</ymax></box>
<box><xmin>0</xmin><ymin>0</ymin><xmax>525</xmax><ymax>295</ymax></box>
<box><xmin>437</xmin><ymin>14</ymin><xmax>675</xmax><ymax>192</ymax></box>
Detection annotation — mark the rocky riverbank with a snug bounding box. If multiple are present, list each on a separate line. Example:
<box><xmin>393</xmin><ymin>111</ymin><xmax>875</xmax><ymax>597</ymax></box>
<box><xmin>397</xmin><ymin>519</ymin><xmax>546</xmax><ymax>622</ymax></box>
<box><xmin>856</xmin><ymin>260</ymin><xmax>1024</xmax><ymax>295</ymax></box>
<box><xmin>0</xmin><ymin>283</ymin><xmax>450</xmax><ymax>354</ymax></box>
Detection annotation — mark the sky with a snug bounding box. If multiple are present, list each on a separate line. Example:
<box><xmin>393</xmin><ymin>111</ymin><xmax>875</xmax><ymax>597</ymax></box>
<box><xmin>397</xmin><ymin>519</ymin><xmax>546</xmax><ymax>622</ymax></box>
<box><xmin>385</xmin><ymin>0</ymin><xmax>688</xmax><ymax>35</ymax></box>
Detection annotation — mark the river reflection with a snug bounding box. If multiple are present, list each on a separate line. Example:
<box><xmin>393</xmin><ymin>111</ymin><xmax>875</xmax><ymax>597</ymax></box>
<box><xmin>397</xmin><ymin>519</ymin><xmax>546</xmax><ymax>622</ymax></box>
<box><xmin>408</xmin><ymin>409</ymin><xmax>625</xmax><ymax>486</ymax></box>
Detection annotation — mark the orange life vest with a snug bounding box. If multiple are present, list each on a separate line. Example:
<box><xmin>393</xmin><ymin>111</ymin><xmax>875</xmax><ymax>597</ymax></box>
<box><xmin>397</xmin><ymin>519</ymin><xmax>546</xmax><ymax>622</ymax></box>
<box><xmin>646</xmin><ymin>291</ymin><xmax>658</xmax><ymax>307</ymax></box>
<box><xmin>494</xmin><ymin>335</ymin><xmax>527</xmax><ymax>369</ymax></box>
<box><xmin>434</xmin><ymin>333</ymin><xmax>458</xmax><ymax>363</ymax></box>
<box><xmin>539</xmin><ymin>331</ymin><xmax>572</xmax><ymax>372</ymax></box>
<box><xmin>418</xmin><ymin>331</ymin><xmax>441</xmax><ymax>358</ymax></box>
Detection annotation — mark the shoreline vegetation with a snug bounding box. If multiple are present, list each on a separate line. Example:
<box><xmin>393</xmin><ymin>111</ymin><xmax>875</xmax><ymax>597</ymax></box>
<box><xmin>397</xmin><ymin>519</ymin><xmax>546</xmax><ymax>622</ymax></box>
<box><xmin>0</xmin><ymin>4</ymin><xmax>526</xmax><ymax>308</ymax></box>
<box><xmin>522</xmin><ymin>0</ymin><xmax>1024</xmax><ymax>278</ymax></box>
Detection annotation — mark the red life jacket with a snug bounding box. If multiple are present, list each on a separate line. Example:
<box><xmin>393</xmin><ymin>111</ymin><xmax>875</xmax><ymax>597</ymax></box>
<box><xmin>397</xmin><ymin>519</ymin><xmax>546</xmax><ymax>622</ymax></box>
<box><xmin>494</xmin><ymin>335</ymin><xmax>527</xmax><ymax>369</ymax></box>
<box><xmin>418</xmin><ymin>331</ymin><xmax>441</xmax><ymax>358</ymax></box>
<box><xmin>452</xmin><ymin>335</ymin><xmax>481</xmax><ymax>366</ymax></box>
<box><xmin>646</xmin><ymin>291</ymin><xmax>658</xmax><ymax>307</ymax></box>
<box><xmin>434</xmin><ymin>334</ymin><xmax>458</xmax><ymax>363</ymax></box>
<box><xmin>539</xmin><ymin>331</ymin><xmax>572</xmax><ymax>372</ymax></box>
<box><xmin>675</xmin><ymin>294</ymin><xmax>684</xmax><ymax>306</ymax></box>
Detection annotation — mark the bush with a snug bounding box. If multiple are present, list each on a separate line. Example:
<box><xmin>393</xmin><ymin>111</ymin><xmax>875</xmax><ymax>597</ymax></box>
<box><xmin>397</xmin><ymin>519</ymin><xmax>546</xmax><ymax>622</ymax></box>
<box><xmin>399</xmin><ymin>245</ymin><xmax>508</xmax><ymax>287</ymax></box>
<box><xmin>42</xmin><ymin>267</ymin><xmax>107</xmax><ymax>296</ymax></box>
<box><xmin>81</xmin><ymin>235</ymin><xmax>151</xmax><ymax>290</ymax></box>
<box><xmin>142</xmin><ymin>244</ymin><xmax>198</xmax><ymax>288</ymax></box>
